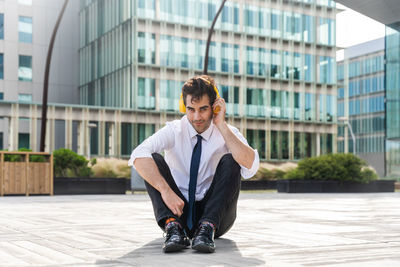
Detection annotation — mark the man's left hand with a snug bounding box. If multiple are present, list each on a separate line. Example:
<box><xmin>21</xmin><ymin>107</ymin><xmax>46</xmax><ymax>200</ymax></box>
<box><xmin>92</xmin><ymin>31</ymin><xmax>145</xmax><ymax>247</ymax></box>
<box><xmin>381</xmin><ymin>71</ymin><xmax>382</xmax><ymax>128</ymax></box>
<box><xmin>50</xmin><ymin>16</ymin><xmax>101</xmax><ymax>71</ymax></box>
<box><xmin>212</xmin><ymin>97</ymin><xmax>226</xmax><ymax>127</ymax></box>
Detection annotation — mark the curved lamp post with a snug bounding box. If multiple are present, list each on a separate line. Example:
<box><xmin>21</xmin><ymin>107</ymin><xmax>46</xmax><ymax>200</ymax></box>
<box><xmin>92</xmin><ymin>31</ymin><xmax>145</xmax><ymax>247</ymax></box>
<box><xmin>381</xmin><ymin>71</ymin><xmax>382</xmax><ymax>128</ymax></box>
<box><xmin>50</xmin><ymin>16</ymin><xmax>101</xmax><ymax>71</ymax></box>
<box><xmin>203</xmin><ymin>0</ymin><xmax>227</xmax><ymax>74</ymax></box>
<box><xmin>40</xmin><ymin>0</ymin><xmax>69</xmax><ymax>152</ymax></box>
<box><xmin>338</xmin><ymin>116</ymin><xmax>356</xmax><ymax>155</ymax></box>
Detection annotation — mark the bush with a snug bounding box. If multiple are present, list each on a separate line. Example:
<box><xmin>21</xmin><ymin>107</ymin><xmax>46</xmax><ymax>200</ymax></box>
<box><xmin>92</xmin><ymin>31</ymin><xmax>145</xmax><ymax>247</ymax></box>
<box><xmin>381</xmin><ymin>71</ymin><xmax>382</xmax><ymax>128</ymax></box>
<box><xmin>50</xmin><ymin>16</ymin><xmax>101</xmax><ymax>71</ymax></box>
<box><xmin>283</xmin><ymin>153</ymin><xmax>378</xmax><ymax>183</ymax></box>
<box><xmin>53</xmin><ymin>148</ymin><xmax>92</xmax><ymax>177</ymax></box>
<box><xmin>91</xmin><ymin>158</ymin><xmax>131</xmax><ymax>178</ymax></box>
<box><xmin>18</xmin><ymin>148</ymin><xmax>47</xmax><ymax>162</ymax></box>
<box><xmin>1</xmin><ymin>148</ymin><xmax>46</xmax><ymax>162</ymax></box>
<box><xmin>252</xmin><ymin>167</ymin><xmax>286</xmax><ymax>180</ymax></box>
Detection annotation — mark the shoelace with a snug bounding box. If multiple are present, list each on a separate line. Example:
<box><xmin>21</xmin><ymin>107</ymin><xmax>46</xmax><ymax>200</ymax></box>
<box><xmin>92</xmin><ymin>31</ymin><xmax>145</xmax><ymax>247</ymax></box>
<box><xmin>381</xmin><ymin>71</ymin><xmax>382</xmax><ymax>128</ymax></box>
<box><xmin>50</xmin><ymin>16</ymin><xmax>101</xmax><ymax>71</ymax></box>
<box><xmin>165</xmin><ymin>224</ymin><xmax>182</xmax><ymax>240</ymax></box>
<box><xmin>195</xmin><ymin>224</ymin><xmax>214</xmax><ymax>240</ymax></box>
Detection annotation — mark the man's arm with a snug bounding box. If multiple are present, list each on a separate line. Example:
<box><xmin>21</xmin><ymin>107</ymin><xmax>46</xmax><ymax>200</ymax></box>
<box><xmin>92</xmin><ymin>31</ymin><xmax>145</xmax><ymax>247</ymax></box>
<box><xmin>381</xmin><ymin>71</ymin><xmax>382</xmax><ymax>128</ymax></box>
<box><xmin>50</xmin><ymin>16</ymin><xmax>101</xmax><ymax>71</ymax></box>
<box><xmin>212</xmin><ymin>98</ymin><xmax>255</xmax><ymax>169</ymax></box>
<box><xmin>134</xmin><ymin>158</ymin><xmax>184</xmax><ymax>218</ymax></box>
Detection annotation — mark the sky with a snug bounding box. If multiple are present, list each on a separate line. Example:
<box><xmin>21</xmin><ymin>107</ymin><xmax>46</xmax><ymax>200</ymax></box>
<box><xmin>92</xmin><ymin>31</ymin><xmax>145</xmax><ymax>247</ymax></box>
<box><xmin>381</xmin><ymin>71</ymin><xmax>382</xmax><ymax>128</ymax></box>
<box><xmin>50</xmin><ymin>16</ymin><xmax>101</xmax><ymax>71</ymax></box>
<box><xmin>336</xmin><ymin>3</ymin><xmax>385</xmax><ymax>60</ymax></box>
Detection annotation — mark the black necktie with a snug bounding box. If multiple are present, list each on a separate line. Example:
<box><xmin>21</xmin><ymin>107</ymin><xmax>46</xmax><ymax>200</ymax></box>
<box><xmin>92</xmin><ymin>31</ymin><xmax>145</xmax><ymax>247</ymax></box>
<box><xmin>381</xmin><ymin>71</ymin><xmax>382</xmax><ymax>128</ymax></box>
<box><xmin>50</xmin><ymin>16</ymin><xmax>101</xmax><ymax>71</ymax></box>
<box><xmin>187</xmin><ymin>134</ymin><xmax>202</xmax><ymax>230</ymax></box>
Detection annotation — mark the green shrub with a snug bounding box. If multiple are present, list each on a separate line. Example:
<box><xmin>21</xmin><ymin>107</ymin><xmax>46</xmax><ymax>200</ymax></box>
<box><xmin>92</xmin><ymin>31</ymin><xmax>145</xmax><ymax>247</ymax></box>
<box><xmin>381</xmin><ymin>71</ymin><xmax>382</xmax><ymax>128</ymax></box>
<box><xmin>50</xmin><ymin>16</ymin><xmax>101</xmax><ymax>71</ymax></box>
<box><xmin>1</xmin><ymin>148</ymin><xmax>46</xmax><ymax>162</ymax></box>
<box><xmin>53</xmin><ymin>148</ymin><xmax>92</xmax><ymax>177</ymax></box>
<box><xmin>283</xmin><ymin>153</ymin><xmax>378</xmax><ymax>183</ymax></box>
<box><xmin>252</xmin><ymin>167</ymin><xmax>286</xmax><ymax>180</ymax></box>
<box><xmin>18</xmin><ymin>148</ymin><xmax>47</xmax><ymax>162</ymax></box>
<box><xmin>272</xmin><ymin>169</ymin><xmax>286</xmax><ymax>180</ymax></box>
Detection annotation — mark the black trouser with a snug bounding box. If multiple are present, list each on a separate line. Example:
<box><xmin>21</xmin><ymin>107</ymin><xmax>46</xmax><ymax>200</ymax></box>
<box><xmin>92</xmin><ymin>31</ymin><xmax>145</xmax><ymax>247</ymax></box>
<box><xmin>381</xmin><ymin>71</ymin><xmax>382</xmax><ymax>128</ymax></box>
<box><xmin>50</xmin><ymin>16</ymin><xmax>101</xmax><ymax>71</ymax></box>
<box><xmin>145</xmin><ymin>153</ymin><xmax>241</xmax><ymax>239</ymax></box>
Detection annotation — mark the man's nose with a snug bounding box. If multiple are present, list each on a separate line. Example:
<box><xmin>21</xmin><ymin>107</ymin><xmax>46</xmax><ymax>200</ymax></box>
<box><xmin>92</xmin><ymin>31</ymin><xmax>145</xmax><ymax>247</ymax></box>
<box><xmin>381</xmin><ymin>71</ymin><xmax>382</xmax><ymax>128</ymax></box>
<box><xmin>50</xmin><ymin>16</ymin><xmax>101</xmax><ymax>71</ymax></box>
<box><xmin>194</xmin><ymin>111</ymin><xmax>201</xmax><ymax>120</ymax></box>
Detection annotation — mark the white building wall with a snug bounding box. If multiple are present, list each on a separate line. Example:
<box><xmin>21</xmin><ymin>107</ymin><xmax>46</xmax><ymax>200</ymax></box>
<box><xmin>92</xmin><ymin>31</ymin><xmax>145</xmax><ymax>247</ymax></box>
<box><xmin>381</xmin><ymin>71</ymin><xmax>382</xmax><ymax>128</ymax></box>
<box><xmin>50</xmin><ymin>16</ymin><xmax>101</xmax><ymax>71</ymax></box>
<box><xmin>0</xmin><ymin>0</ymin><xmax>80</xmax><ymax>104</ymax></box>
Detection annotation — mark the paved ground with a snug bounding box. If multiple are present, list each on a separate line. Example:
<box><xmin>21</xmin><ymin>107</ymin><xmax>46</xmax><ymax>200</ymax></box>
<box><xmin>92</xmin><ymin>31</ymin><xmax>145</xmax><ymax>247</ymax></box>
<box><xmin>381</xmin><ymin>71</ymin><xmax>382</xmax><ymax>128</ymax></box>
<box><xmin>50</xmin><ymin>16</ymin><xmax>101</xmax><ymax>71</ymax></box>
<box><xmin>0</xmin><ymin>192</ymin><xmax>400</xmax><ymax>267</ymax></box>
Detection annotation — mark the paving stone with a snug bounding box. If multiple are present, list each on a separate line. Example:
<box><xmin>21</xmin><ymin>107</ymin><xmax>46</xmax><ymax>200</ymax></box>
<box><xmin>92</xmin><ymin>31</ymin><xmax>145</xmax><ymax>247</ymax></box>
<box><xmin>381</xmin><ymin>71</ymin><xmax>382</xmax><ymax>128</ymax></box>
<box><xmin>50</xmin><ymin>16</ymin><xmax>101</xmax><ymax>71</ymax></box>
<box><xmin>0</xmin><ymin>192</ymin><xmax>399</xmax><ymax>266</ymax></box>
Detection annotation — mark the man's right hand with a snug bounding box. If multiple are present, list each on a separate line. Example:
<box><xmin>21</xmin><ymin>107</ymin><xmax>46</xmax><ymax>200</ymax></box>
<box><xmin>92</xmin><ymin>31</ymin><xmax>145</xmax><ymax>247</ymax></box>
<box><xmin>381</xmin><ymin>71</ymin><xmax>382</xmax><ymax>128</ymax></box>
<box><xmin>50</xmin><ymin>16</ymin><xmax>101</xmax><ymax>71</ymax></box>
<box><xmin>161</xmin><ymin>187</ymin><xmax>185</xmax><ymax>218</ymax></box>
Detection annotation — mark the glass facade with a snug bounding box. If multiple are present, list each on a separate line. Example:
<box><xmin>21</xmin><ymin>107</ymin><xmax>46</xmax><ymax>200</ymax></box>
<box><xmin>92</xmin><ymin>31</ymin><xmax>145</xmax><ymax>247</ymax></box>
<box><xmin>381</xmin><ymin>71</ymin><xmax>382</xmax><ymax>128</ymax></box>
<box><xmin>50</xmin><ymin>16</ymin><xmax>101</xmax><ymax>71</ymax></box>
<box><xmin>19</xmin><ymin>16</ymin><xmax>33</xmax><ymax>43</ymax></box>
<box><xmin>337</xmin><ymin>42</ymin><xmax>385</xmax><ymax>176</ymax></box>
<box><xmin>386</xmin><ymin>26</ymin><xmax>400</xmax><ymax>177</ymax></box>
<box><xmin>18</xmin><ymin>55</ymin><xmax>32</xmax><ymax>81</ymax></box>
<box><xmin>79</xmin><ymin>0</ymin><xmax>337</xmax><ymax>160</ymax></box>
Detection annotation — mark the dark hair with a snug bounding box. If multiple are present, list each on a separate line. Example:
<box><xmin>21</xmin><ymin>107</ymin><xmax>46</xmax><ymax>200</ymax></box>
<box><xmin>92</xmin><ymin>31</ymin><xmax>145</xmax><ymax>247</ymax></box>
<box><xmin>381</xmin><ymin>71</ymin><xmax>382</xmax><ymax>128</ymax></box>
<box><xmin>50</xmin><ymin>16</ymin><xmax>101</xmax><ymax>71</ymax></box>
<box><xmin>182</xmin><ymin>75</ymin><xmax>217</xmax><ymax>107</ymax></box>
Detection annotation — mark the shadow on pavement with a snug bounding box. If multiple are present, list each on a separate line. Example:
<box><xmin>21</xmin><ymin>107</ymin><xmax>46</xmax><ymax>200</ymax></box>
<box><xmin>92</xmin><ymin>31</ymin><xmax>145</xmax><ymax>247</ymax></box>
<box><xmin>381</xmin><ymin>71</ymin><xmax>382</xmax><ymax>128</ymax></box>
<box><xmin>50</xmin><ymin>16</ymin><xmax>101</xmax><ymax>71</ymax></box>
<box><xmin>96</xmin><ymin>237</ymin><xmax>265</xmax><ymax>266</ymax></box>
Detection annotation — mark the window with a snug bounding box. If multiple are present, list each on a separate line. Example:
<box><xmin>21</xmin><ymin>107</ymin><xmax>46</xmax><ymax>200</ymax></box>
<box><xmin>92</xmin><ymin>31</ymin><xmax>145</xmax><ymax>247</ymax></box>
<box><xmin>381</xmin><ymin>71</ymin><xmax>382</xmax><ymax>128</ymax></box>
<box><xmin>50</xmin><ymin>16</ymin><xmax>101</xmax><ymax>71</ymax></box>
<box><xmin>137</xmin><ymin>78</ymin><xmax>155</xmax><ymax>109</ymax></box>
<box><xmin>159</xmin><ymin>79</ymin><xmax>183</xmax><ymax>111</ymax></box>
<box><xmin>18</xmin><ymin>94</ymin><xmax>32</xmax><ymax>102</ymax></box>
<box><xmin>318</xmin><ymin>18</ymin><xmax>335</xmax><ymax>46</ymax></box>
<box><xmin>220</xmin><ymin>85</ymin><xmax>239</xmax><ymax>115</ymax></box>
<box><xmin>19</xmin><ymin>55</ymin><xmax>32</xmax><ymax>81</ymax></box>
<box><xmin>0</xmin><ymin>14</ymin><xmax>3</xmax><ymax>39</ymax></box>
<box><xmin>0</xmin><ymin>53</ymin><xmax>3</xmax><ymax>79</ymax></box>
<box><xmin>19</xmin><ymin>16</ymin><xmax>32</xmax><ymax>43</ymax></box>
<box><xmin>246</xmin><ymin>88</ymin><xmax>266</xmax><ymax>117</ymax></box>
<box><xmin>302</xmin><ymin>15</ymin><xmax>315</xmax><ymax>43</ymax></box>
<box><xmin>138</xmin><ymin>32</ymin><xmax>155</xmax><ymax>64</ymax></box>
<box><xmin>246</xmin><ymin>129</ymin><xmax>265</xmax><ymax>159</ymax></box>
<box><xmin>0</xmin><ymin>92</ymin><xmax>3</xmax><ymax>100</ymax></box>
<box><xmin>18</xmin><ymin>133</ymin><xmax>30</xmax><ymax>150</ymax></box>
<box><xmin>304</xmin><ymin>54</ymin><xmax>315</xmax><ymax>82</ymax></box>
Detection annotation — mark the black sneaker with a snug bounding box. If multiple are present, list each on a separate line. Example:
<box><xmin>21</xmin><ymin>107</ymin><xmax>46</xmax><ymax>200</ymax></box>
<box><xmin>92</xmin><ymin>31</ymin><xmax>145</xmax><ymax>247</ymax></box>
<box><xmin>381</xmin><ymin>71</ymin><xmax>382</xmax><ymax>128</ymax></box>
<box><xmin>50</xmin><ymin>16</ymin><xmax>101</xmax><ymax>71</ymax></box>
<box><xmin>191</xmin><ymin>223</ymin><xmax>215</xmax><ymax>253</ymax></box>
<box><xmin>163</xmin><ymin>222</ymin><xmax>190</xmax><ymax>253</ymax></box>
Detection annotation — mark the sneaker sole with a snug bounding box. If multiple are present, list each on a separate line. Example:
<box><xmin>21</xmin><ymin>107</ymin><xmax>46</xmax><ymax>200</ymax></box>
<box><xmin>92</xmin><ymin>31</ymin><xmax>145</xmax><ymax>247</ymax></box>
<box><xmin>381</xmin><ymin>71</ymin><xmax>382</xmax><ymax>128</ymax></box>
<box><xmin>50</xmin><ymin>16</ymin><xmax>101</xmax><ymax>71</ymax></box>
<box><xmin>163</xmin><ymin>243</ymin><xmax>187</xmax><ymax>253</ymax></box>
<box><xmin>192</xmin><ymin>243</ymin><xmax>215</xmax><ymax>253</ymax></box>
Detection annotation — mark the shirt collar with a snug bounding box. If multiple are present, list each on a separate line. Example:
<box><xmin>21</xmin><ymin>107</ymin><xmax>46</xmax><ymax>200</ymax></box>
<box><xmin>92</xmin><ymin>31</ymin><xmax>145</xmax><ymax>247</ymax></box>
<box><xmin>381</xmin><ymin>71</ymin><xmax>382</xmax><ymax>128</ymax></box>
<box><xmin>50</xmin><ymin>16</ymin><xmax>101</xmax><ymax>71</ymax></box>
<box><xmin>184</xmin><ymin>115</ymin><xmax>214</xmax><ymax>142</ymax></box>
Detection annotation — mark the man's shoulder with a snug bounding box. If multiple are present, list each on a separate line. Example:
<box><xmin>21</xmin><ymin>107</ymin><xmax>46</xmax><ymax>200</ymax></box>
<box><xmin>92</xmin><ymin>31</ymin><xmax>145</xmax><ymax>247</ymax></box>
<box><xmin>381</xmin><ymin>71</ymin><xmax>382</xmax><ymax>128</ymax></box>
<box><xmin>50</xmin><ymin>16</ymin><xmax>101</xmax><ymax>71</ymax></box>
<box><xmin>165</xmin><ymin>117</ymin><xmax>186</xmax><ymax>132</ymax></box>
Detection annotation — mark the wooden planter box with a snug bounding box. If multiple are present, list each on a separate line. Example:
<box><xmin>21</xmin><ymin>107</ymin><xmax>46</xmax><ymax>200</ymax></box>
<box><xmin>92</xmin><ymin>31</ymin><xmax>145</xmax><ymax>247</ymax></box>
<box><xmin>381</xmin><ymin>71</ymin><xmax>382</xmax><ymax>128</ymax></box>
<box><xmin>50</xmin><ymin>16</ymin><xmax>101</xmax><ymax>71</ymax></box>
<box><xmin>277</xmin><ymin>179</ymin><xmax>395</xmax><ymax>193</ymax></box>
<box><xmin>0</xmin><ymin>152</ymin><xmax>53</xmax><ymax>196</ymax></box>
<box><xmin>54</xmin><ymin>177</ymin><xmax>130</xmax><ymax>195</ymax></box>
<box><xmin>241</xmin><ymin>180</ymin><xmax>277</xmax><ymax>190</ymax></box>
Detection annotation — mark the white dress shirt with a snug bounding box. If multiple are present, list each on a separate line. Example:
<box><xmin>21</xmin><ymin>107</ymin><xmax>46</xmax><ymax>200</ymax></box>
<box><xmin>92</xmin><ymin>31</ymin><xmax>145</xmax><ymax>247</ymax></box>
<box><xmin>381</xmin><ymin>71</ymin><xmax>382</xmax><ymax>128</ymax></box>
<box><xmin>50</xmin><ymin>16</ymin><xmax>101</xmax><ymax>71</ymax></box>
<box><xmin>128</xmin><ymin>115</ymin><xmax>259</xmax><ymax>201</ymax></box>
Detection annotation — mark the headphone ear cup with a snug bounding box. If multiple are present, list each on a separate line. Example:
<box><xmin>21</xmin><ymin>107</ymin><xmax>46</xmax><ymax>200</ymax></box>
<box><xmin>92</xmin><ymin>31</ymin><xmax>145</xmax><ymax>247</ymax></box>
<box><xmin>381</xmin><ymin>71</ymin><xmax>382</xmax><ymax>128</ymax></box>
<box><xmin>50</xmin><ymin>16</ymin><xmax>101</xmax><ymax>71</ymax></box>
<box><xmin>179</xmin><ymin>93</ymin><xmax>186</xmax><ymax>113</ymax></box>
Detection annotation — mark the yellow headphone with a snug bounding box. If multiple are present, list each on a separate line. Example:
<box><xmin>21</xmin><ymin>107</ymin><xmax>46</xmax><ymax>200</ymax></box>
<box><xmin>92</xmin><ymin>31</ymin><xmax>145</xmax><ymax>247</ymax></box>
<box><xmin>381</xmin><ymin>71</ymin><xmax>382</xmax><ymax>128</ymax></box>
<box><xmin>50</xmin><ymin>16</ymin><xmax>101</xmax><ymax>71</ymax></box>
<box><xmin>179</xmin><ymin>85</ymin><xmax>221</xmax><ymax>114</ymax></box>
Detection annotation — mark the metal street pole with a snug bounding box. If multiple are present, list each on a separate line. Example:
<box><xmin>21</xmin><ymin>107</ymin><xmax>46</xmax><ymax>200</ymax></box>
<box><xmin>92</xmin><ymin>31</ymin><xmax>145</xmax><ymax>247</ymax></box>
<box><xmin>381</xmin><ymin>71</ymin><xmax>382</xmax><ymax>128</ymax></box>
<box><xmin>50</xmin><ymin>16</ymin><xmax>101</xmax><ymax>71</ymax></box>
<box><xmin>203</xmin><ymin>0</ymin><xmax>227</xmax><ymax>74</ymax></box>
<box><xmin>40</xmin><ymin>0</ymin><xmax>69</xmax><ymax>152</ymax></box>
<box><xmin>346</xmin><ymin>121</ymin><xmax>356</xmax><ymax>155</ymax></box>
<box><xmin>338</xmin><ymin>117</ymin><xmax>356</xmax><ymax>155</ymax></box>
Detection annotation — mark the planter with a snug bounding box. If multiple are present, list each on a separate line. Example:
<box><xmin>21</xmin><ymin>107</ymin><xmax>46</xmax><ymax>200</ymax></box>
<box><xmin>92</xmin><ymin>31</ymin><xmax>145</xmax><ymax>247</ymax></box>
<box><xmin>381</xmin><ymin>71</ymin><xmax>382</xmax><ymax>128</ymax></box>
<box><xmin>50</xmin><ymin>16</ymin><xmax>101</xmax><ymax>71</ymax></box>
<box><xmin>54</xmin><ymin>177</ymin><xmax>130</xmax><ymax>195</ymax></box>
<box><xmin>277</xmin><ymin>179</ymin><xmax>395</xmax><ymax>193</ymax></box>
<box><xmin>1</xmin><ymin>152</ymin><xmax>53</xmax><ymax>196</ymax></box>
<box><xmin>241</xmin><ymin>180</ymin><xmax>277</xmax><ymax>190</ymax></box>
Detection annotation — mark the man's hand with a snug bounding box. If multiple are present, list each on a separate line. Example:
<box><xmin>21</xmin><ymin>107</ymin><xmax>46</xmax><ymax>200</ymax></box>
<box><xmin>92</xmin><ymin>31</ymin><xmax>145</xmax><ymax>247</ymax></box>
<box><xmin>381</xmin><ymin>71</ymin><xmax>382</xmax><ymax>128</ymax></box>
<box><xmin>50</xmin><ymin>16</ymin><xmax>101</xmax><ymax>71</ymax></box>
<box><xmin>212</xmin><ymin>97</ymin><xmax>226</xmax><ymax>127</ymax></box>
<box><xmin>161</xmin><ymin>187</ymin><xmax>185</xmax><ymax>217</ymax></box>
<box><xmin>135</xmin><ymin>157</ymin><xmax>185</xmax><ymax>217</ymax></box>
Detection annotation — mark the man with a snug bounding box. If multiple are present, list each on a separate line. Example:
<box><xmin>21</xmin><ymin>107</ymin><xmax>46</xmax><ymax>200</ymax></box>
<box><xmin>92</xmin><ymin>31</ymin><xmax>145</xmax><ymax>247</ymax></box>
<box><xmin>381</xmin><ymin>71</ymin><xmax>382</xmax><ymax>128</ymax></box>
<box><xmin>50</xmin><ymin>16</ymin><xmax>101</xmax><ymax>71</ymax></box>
<box><xmin>129</xmin><ymin>75</ymin><xmax>259</xmax><ymax>253</ymax></box>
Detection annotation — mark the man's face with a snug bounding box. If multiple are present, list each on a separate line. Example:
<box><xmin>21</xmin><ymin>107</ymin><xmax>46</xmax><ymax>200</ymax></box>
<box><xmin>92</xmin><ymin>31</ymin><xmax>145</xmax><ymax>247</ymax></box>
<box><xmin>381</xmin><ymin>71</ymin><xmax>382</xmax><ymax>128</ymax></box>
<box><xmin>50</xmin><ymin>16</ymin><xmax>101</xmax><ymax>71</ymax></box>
<box><xmin>185</xmin><ymin>94</ymin><xmax>213</xmax><ymax>134</ymax></box>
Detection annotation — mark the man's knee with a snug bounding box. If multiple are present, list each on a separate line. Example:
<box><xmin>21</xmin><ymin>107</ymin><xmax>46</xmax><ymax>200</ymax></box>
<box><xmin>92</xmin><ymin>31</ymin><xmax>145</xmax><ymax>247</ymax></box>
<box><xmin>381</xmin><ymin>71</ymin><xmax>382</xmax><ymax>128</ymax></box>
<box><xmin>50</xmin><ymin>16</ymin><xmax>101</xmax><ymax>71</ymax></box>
<box><xmin>219</xmin><ymin>153</ymin><xmax>240</xmax><ymax>173</ymax></box>
<box><xmin>151</xmin><ymin>152</ymin><xmax>163</xmax><ymax>162</ymax></box>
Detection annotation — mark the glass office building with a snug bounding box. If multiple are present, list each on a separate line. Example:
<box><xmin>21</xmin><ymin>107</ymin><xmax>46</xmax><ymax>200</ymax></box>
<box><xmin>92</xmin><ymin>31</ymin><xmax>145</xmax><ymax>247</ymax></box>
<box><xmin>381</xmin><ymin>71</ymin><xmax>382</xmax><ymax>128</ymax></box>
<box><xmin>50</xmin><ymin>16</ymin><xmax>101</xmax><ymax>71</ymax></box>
<box><xmin>386</xmin><ymin>26</ymin><xmax>400</xmax><ymax>177</ymax></box>
<box><xmin>337</xmin><ymin>38</ymin><xmax>385</xmax><ymax>176</ymax></box>
<box><xmin>79</xmin><ymin>0</ymin><xmax>338</xmax><ymax>159</ymax></box>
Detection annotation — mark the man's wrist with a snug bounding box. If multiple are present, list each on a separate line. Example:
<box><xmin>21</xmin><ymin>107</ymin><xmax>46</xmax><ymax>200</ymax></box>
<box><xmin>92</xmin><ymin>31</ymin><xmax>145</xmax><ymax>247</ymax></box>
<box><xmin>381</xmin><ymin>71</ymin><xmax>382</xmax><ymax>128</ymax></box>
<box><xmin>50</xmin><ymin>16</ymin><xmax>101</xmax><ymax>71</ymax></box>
<box><xmin>158</xmin><ymin>181</ymin><xmax>170</xmax><ymax>195</ymax></box>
